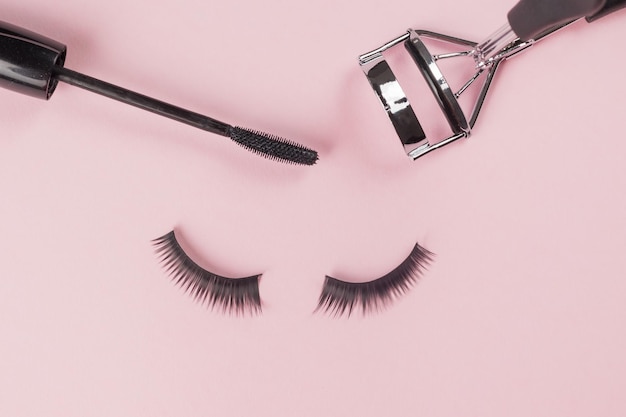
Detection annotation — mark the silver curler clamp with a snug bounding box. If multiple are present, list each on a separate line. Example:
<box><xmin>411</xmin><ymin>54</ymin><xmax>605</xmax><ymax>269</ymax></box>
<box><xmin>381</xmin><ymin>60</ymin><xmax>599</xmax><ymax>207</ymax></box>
<box><xmin>359</xmin><ymin>30</ymin><xmax>479</xmax><ymax>160</ymax></box>
<box><xmin>359</xmin><ymin>0</ymin><xmax>626</xmax><ymax>160</ymax></box>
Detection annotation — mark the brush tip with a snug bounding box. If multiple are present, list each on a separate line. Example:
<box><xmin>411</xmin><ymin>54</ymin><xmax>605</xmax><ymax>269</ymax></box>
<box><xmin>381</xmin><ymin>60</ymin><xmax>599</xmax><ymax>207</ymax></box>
<box><xmin>228</xmin><ymin>126</ymin><xmax>318</xmax><ymax>166</ymax></box>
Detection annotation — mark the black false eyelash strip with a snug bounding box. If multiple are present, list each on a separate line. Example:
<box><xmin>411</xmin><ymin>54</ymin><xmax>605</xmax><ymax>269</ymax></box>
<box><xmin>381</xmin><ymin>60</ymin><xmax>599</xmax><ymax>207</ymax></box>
<box><xmin>152</xmin><ymin>231</ymin><xmax>262</xmax><ymax>315</ymax></box>
<box><xmin>316</xmin><ymin>243</ymin><xmax>434</xmax><ymax>317</ymax></box>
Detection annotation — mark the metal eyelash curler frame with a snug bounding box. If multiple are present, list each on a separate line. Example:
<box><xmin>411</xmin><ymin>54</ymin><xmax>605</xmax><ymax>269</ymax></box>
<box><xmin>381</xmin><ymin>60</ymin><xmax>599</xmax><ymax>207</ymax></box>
<box><xmin>359</xmin><ymin>0</ymin><xmax>626</xmax><ymax>160</ymax></box>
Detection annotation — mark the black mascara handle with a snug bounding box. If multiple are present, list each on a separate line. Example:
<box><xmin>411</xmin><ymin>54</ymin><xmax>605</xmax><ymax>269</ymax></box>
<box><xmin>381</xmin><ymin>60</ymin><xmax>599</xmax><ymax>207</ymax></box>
<box><xmin>52</xmin><ymin>66</ymin><xmax>230</xmax><ymax>136</ymax></box>
<box><xmin>586</xmin><ymin>0</ymin><xmax>626</xmax><ymax>21</ymax></box>
<box><xmin>0</xmin><ymin>20</ymin><xmax>229</xmax><ymax>136</ymax></box>
<box><xmin>0</xmin><ymin>20</ymin><xmax>66</xmax><ymax>99</ymax></box>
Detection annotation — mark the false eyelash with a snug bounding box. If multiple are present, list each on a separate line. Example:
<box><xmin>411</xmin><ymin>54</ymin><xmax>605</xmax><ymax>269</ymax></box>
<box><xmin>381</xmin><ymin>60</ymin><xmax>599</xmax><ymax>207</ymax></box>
<box><xmin>316</xmin><ymin>243</ymin><xmax>434</xmax><ymax>317</ymax></box>
<box><xmin>152</xmin><ymin>230</ymin><xmax>262</xmax><ymax>315</ymax></box>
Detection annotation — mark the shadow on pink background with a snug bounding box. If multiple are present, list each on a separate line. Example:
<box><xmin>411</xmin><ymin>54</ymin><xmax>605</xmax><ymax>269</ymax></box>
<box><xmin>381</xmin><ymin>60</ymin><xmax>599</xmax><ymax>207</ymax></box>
<box><xmin>1</xmin><ymin>0</ymin><xmax>625</xmax><ymax>415</ymax></box>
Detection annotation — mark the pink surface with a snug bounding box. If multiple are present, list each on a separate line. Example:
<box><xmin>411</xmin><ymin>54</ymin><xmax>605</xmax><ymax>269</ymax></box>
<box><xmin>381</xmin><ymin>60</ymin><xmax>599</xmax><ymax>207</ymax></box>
<box><xmin>1</xmin><ymin>0</ymin><xmax>625</xmax><ymax>415</ymax></box>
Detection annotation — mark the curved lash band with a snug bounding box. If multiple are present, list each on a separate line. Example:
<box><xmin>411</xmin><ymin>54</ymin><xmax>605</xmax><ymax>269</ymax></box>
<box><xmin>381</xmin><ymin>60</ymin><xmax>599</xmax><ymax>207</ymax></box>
<box><xmin>316</xmin><ymin>243</ymin><xmax>434</xmax><ymax>317</ymax></box>
<box><xmin>152</xmin><ymin>231</ymin><xmax>262</xmax><ymax>315</ymax></box>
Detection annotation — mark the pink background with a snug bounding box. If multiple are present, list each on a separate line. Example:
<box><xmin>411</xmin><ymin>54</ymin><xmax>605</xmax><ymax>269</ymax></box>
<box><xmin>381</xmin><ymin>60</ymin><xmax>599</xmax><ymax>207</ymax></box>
<box><xmin>1</xmin><ymin>0</ymin><xmax>625</xmax><ymax>415</ymax></box>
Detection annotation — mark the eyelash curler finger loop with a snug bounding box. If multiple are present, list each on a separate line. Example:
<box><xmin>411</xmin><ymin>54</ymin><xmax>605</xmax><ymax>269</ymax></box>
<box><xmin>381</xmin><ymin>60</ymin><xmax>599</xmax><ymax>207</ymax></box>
<box><xmin>360</xmin><ymin>0</ymin><xmax>626</xmax><ymax>160</ymax></box>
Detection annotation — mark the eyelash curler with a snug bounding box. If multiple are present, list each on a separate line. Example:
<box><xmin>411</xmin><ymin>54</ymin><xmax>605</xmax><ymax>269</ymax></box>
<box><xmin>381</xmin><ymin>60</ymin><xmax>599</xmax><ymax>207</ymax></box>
<box><xmin>359</xmin><ymin>0</ymin><xmax>626</xmax><ymax>160</ymax></box>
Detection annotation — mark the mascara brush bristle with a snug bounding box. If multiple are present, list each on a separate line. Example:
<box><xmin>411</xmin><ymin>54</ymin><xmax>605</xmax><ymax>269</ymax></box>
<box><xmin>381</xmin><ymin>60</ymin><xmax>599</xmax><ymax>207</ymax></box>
<box><xmin>228</xmin><ymin>126</ymin><xmax>318</xmax><ymax>166</ymax></box>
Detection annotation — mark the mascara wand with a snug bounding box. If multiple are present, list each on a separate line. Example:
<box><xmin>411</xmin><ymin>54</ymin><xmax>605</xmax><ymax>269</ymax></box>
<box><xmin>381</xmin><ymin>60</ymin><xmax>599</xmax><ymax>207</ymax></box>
<box><xmin>0</xmin><ymin>21</ymin><xmax>318</xmax><ymax>166</ymax></box>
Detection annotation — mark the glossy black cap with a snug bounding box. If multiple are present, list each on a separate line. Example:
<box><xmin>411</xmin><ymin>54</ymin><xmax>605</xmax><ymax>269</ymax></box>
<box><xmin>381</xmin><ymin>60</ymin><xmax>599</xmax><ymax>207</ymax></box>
<box><xmin>0</xmin><ymin>20</ymin><xmax>66</xmax><ymax>100</ymax></box>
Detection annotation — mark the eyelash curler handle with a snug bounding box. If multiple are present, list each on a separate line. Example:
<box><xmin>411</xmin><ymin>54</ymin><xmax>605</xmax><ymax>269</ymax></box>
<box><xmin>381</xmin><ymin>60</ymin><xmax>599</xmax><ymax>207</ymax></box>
<box><xmin>585</xmin><ymin>0</ymin><xmax>626</xmax><ymax>21</ymax></box>
<box><xmin>507</xmin><ymin>0</ymin><xmax>623</xmax><ymax>41</ymax></box>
